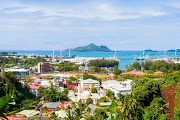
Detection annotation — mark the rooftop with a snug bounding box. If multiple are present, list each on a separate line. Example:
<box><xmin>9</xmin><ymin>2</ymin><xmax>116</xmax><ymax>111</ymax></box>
<box><xmin>79</xmin><ymin>79</ymin><xmax>99</xmax><ymax>84</ymax></box>
<box><xmin>55</xmin><ymin>110</ymin><xmax>67</xmax><ymax>118</ymax></box>
<box><xmin>42</xmin><ymin>102</ymin><xmax>60</xmax><ymax>109</ymax></box>
<box><xmin>5</xmin><ymin>68</ymin><xmax>28</xmax><ymax>72</ymax></box>
<box><xmin>16</xmin><ymin>110</ymin><xmax>40</xmax><ymax>117</ymax></box>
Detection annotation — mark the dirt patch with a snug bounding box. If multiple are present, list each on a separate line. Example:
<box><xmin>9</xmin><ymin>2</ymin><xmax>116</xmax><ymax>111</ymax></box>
<box><xmin>162</xmin><ymin>83</ymin><xmax>177</xmax><ymax>120</ymax></box>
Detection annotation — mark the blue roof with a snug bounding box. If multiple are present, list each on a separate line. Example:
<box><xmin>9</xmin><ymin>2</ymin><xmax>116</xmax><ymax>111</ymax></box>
<box><xmin>133</xmin><ymin>68</ymin><xmax>140</xmax><ymax>72</ymax></box>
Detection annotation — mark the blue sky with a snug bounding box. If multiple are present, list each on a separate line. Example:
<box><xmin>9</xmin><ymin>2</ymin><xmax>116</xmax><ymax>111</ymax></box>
<box><xmin>0</xmin><ymin>0</ymin><xmax>180</xmax><ymax>50</ymax></box>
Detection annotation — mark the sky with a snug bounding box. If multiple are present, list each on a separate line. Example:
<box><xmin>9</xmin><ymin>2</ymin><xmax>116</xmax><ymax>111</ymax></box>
<box><xmin>0</xmin><ymin>0</ymin><xmax>180</xmax><ymax>50</ymax></box>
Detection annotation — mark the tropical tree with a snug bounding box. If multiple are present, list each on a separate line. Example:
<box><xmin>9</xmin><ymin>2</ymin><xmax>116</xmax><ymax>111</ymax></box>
<box><xmin>91</xmin><ymin>88</ymin><xmax>97</xmax><ymax>93</ymax></box>
<box><xmin>0</xmin><ymin>95</ymin><xmax>11</xmax><ymax>119</ymax></box>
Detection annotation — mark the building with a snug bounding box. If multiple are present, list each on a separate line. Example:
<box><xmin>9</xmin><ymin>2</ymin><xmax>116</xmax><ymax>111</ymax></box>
<box><xmin>78</xmin><ymin>79</ymin><xmax>100</xmax><ymax>93</ymax></box>
<box><xmin>3</xmin><ymin>116</ymin><xmax>22</xmax><ymax>120</ymax></box>
<box><xmin>16</xmin><ymin>110</ymin><xmax>40</xmax><ymax>117</ymax></box>
<box><xmin>41</xmin><ymin>80</ymin><xmax>51</xmax><ymax>87</ymax></box>
<box><xmin>123</xmin><ymin>69</ymin><xmax>146</xmax><ymax>76</ymax></box>
<box><xmin>28</xmin><ymin>82</ymin><xmax>40</xmax><ymax>96</ymax></box>
<box><xmin>38</xmin><ymin>62</ymin><xmax>53</xmax><ymax>74</ymax></box>
<box><xmin>41</xmin><ymin>102</ymin><xmax>60</xmax><ymax>110</ymax></box>
<box><xmin>154</xmin><ymin>71</ymin><xmax>164</xmax><ymax>75</ymax></box>
<box><xmin>4</xmin><ymin>67</ymin><xmax>29</xmax><ymax>80</ymax></box>
<box><xmin>55</xmin><ymin>111</ymin><xmax>67</xmax><ymax>118</ymax></box>
<box><xmin>102</xmin><ymin>80</ymin><xmax>132</xmax><ymax>96</ymax></box>
<box><xmin>86</xmin><ymin>104</ymin><xmax>99</xmax><ymax>114</ymax></box>
<box><xmin>77</xmin><ymin>91</ymin><xmax>100</xmax><ymax>104</ymax></box>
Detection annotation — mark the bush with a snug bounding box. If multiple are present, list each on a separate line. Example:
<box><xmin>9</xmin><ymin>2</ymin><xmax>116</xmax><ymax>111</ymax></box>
<box><xmin>99</xmin><ymin>97</ymin><xmax>109</xmax><ymax>102</ymax></box>
<box><xmin>91</xmin><ymin>88</ymin><xmax>97</xmax><ymax>93</ymax></box>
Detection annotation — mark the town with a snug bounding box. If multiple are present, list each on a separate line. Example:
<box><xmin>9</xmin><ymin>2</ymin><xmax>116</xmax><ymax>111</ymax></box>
<box><xmin>1</xmin><ymin>52</ymin><xmax>180</xmax><ymax>120</ymax></box>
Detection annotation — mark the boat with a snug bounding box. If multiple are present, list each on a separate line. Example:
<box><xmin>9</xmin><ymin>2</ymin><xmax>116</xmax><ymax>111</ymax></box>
<box><xmin>134</xmin><ymin>55</ymin><xmax>150</xmax><ymax>61</ymax></box>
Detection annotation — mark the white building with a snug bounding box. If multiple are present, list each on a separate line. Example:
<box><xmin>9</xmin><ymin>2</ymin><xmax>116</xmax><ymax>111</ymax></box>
<box><xmin>77</xmin><ymin>91</ymin><xmax>100</xmax><ymax>104</ymax></box>
<box><xmin>102</xmin><ymin>80</ymin><xmax>132</xmax><ymax>96</ymax></box>
<box><xmin>78</xmin><ymin>79</ymin><xmax>100</xmax><ymax>93</ymax></box>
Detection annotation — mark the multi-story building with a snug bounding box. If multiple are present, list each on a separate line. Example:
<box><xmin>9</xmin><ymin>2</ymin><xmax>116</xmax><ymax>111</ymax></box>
<box><xmin>38</xmin><ymin>62</ymin><xmax>53</xmax><ymax>73</ymax></box>
<box><xmin>78</xmin><ymin>79</ymin><xmax>100</xmax><ymax>93</ymax></box>
<box><xmin>4</xmin><ymin>67</ymin><xmax>29</xmax><ymax>80</ymax></box>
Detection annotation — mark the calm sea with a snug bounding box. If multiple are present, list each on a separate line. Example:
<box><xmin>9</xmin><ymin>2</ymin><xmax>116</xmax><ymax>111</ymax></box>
<box><xmin>2</xmin><ymin>50</ymin><xmax>179</xmax><ymax>70</ymax></box>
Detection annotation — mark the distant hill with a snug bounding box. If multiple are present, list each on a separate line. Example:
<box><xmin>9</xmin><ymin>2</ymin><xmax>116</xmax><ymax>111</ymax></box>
<box><xmin>65</xmin><ymin>43</ymin><xmax>112</xmax><ymax>52</ymax></box>
<box><xmin>144</xmin><ymin>49</ymin><xmax>157</xmax><ymax>52</ymax></box>
<box><xmin>167</xmin><ymin>49</ymin><xmax>180</xmax><ymax>52</ymax></box>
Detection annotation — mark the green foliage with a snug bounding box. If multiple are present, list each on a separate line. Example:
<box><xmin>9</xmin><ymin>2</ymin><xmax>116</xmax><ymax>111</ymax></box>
<box><xmin>56</xmin><ymin>62</ymin><xmax>79</xmax><ymax>72</ymax></box>
<box><xmin>143</xmin><ymin>97</ymin><xmax>167</xmax><ymax>120</ymax></box>
<box><xmin>129</xmin><ymin>60</ymin><xmax>180</xmax><ymax>73</ymax></box>
<box><xmin>159</xmin><ymin>114</ymin><xmax>167</xmax><ymax>120</ymax></box>
<box><xmin>86</xmin><ymin>98</ymin><xmax>93</xmax><ymax>105</ymax></box>
<box><xmin>37</xmin><ymin>85</ymin><xmax>70</xmax><ymax>102</ymax></box>
<box><xmin>93</xmin><ymin>108</ymin><xmax>107</xmax><ymax>120</ymax></box>
<box><xmin>174</xmin><ymin>83</ymin><xmax>180</xmax><ymax>119</ymax></box>
<box><xmin>106</xmin><ymin>89</ymin><xmax>114</xmax><ymax>99</ymax></box>
<box><xmin>88</xmin><ymin>59</ymin><xmax>118</xmax><ymax>67</ymax></box>
<box><xmin>83</xmin><ymin>73</ymin><xmax>98</xmax><ymax>80</ymax></box>
<box><xmin>132</xmin><ymin>78</ymin><xmax>161</xmax><ymax>107</ymax></box>
<box><xmin>114</xmin><ymin>65</ymin><xmax>122</xmax><ymax>75</ymax></box>
<box><xmin>99</xmin><ymin>97</ymin><xmax>109</xmax><ymax>102</ymax></box>
<box><xmin>91</xmin><ymin>88</ymin><xmax>97</xmax><ymax>93</ymax></box>
<box><xmin>0</xmin><ymin>95</ymin><xmax>11</xmax><ymax>119</ymax></box>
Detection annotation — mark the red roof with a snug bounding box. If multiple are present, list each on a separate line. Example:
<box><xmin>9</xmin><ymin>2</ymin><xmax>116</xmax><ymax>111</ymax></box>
<box><xmin>58</xmin><ymin>103</ymin><xmax>64</xmax><ymax>107</ymax></box>
<box><xmin>64</xmin><ymin>101</ymin><xmax>72</xmax><ymax>104</ymax></box>
<box><xmin>124</xmin><ymin>71</ymin><xmax>146</xmax><ymax>76</ymax></box>
<box><xmin>3</xmin><ymin>116</ymin><xmax>22</xmax><ymax>120</ymax></box>
<box><xmin>28</xmin><ymin>82</ymin><xmax>40</xmax><ymax>89</ymax></box>
<box><xmin>154</xmin><ymin>71</ymin><xmax>164</xmax><ymax>75</ymax></box>
<box><xmin>67</xmin><ymin>85</ymin><xmax>76</xmax><ymax>90</ymax></box>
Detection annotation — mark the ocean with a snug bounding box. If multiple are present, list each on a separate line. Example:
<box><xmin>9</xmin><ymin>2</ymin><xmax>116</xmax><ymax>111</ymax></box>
<box><xmin>2</xmin><ymin>50</ymin><xmax>179</xmax><ymax>70</ymax></box>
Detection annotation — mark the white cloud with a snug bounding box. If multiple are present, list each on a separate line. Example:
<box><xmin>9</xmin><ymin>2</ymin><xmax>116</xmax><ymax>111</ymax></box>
<box><xmin>0</xmin><ymin>1</ymin><xmax>168</xmax><ymax>21</ymax></box>
<box><xmin>141</xmin><ymin>10</ymin><xmax>168</xmax><ymax>16</ymax></box>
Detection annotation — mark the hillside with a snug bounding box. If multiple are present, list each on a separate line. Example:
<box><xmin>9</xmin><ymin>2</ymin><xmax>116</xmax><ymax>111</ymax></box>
<box><xmin>65</xmin><ymin>43</ymin><xmax>112</xmax><ymax>52</ymax></box>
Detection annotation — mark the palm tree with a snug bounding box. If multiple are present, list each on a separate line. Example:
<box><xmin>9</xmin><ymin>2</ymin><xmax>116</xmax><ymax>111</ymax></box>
<box><xmin>0</xmin><ymin>95</ymin><xmax>11</xmax><ymax>119</ymax></box>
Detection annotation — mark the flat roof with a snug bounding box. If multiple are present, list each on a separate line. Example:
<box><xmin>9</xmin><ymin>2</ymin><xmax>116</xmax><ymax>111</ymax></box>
<box><xmin>79</xmin><ymin>79</ymin><xmax>99</xmax><ymax>83</ymax></box>
<box><xmin>55</xmin><ymin>110</ymin><xmax>67</xmax><ymax>118</ymax></box>
<box><xmin>16</xmin><ymin>110</ymin><xmax>40</xmax><ymax>116</ymax></box>
<box><xmin>5</xmin><ymin>68</ymin><xmax>28</xmax><ymax>72</ymax></box>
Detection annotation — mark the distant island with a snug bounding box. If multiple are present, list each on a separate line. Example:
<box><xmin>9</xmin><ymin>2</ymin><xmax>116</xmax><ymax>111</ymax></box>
<box><xmin>167</xmin><ymin>49</ymin><xmax>180</xmax><ymax>52</ymax></box>
<box><xmin>144</xmin><ymin>49</ymin><xmax>157</xmax><ymax>52</ymax></box>
<box><xmin>65</xmin><ymin>43</ymin><xmax>113</xmax><ymax>52</ymax></box>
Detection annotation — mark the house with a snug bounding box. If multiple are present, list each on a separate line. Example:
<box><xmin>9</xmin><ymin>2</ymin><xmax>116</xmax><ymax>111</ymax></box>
<box><xmin>16</xmin><ymin>110</ymin><xmax>40</xmax><ymax>117</ymax></box>
<box><xmin>86</xmin><ymin>104</ymin><xmax>99</xmax><ymax>114</ymax></box>
<box><xmin>102</xmin><ymin>80</ymin><xmax>132</xmax><ymax>96</ymax></box>
<box><xmin>3</xmin><ymin>116</ymin><xmax>22</xmax><ymax>120</ymax></box>
<box><xmin>41</xmin><ymin>102</ymin><xmax>60</xmax><ymax>110</ymax></box>
<box><xmin>77</xmin><ymin>91</ymin><xmax>100</xmax><ymax>104</ymax></box>
<box><xmin>154</xmin><ymin>71</ymin><xmax>164</xmax><ymax>75</ymax></box>
<box><xmin>55</xmin><ymin>110</ymin><xmax>67</xmax><ymax>118</ymax></box>
<box><xmin>66</xmin><ymin>84</ymin><xmax>77</xmax><ymax>90</ymax></box>
<box><xmin>28</xmin><ymin>82</ymin><xmax>40</xmax><ymax>96</ymax></box>
<box><xmin>124</xmin><ymin>69</ymin><xmax>146</xmax><ymax>76</ymax></box>
<box><xmin>4</xmin><ymin>67</ymin><xmax>29</xmax><ymax>80</ymax></box>
<box><xmin>78</xmin><ymin>79</ymin><xmax>100</xmax><ymax>93</ymax></box>
<box><xmin>41</xmin><ymin>80</ymin><xmax>51</xmax><ymax>87</ymax></box>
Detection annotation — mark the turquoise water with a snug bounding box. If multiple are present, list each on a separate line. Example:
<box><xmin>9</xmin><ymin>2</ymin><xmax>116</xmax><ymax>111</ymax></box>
<box><xmin>3</xmin><ymin>50</ymin><xmax>179</xmax><ymax>70</ymax></box>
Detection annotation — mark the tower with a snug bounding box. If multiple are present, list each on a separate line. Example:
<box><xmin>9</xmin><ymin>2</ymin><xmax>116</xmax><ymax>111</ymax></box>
<box><xmin>69</xmin><ymin>49</ymin><xmax>71</xmax><ymax>57</ymax></box>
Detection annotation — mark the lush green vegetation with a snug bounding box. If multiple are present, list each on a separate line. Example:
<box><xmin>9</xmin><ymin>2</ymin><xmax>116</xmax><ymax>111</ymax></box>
<box><xmin>88</xmin><ymin>59</ymin><xmax>118</xmax><ymax>67</ymax></box>
<box><xmin>37</xmin><ymin>85</ymin><xmax>71</xmax><ymax>102</ymax></box>
<box><xmin>174</xmin><ymin>83</ymin><xmax>180</xmax><ymax>119</ymax></box>
<box><xmin>55</xmin><ymin>62</ymin><xmax>79</xmax><ymax>72</ymax></box>
<box><xmin>127</xmin><ymin>60</ymin><xmax>180</xmax><ymax>72</ymax></box>
<box><xmin>0</xmin><ymin>56</ymin><xmax>46</xmax><ymax>67</ymax></box>
<box><xmin>91</xmin><ymin>88</ymin><xmax>97</xmax><ymax>93</ymax></box>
